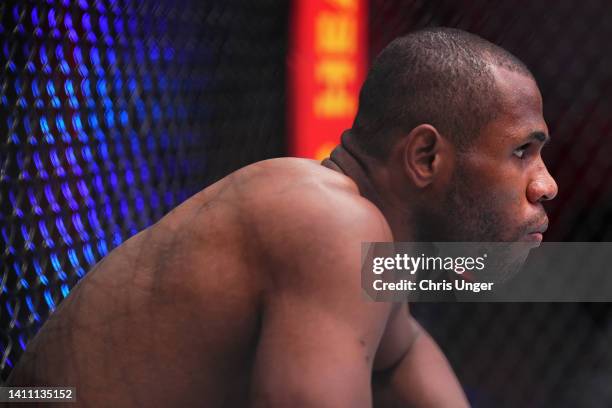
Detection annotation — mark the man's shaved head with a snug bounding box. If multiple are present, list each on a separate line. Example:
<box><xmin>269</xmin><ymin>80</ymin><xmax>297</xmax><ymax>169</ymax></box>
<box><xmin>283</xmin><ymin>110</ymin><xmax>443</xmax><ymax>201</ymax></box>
<box><xmin>351</xmin><ymin>27</ymin><xmax>534</xmax><ymax>158</ymax></box>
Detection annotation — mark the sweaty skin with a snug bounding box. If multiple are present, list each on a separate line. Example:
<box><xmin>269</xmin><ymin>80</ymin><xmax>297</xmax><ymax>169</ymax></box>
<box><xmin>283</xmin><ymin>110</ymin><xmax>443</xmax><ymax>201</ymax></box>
<box><xmin>7</xmin><ymin>157</ymin><xmax>466</xmax><ymax>407</ymax></box>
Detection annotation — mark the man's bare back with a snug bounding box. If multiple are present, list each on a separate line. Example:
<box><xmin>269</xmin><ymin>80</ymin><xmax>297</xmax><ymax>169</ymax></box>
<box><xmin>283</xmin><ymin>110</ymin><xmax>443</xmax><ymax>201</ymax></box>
<box><xmin>8</xmin><ymin>158</ymin><xmax>432</xmax><ymax>407</ymax></box>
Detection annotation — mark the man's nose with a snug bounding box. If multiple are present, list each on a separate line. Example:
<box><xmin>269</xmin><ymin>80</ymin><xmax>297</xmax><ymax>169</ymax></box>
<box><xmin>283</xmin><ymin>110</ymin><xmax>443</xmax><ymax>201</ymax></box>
<box><xmin>527</xmin><ymin>165</ymin><xmax>558</xmax><ymax>204</ymax></box>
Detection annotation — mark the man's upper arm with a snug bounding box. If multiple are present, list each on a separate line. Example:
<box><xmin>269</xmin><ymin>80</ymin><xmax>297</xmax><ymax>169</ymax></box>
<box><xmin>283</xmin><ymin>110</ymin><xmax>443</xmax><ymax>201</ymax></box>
<box><xmin>250</xmin><ymin>189</ymin><xmax>393</xmax><ymax>407</ymax></box>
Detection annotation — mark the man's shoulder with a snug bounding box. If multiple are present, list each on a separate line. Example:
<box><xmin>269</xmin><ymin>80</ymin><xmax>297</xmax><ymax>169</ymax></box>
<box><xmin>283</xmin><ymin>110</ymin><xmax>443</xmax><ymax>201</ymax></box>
<box><xmin>233</xmin><ymin>159</ymin><xmax>393</xmax><ymax>291</ymax></box>
<box><xmin>244</xmin><ymin>159</ymin><xmax>392</xmax><ymax>303</ymax></box>
<box><xmin>247</xmin><ymin>157</ymin><xmax>392</xmax><ymax>246</ymax></box>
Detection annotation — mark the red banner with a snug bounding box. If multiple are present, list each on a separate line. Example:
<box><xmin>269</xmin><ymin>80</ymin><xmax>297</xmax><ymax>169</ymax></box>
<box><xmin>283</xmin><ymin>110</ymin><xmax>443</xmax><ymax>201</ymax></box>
<box><xmin>288</xmin><ymin>0</ymin><xmax>368</xmax><ymax>160</ymax></box>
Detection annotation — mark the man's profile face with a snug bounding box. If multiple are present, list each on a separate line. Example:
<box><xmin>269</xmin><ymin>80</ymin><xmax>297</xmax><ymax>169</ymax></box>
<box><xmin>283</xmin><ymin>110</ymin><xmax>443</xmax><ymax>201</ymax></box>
<box><xmin>438</xmin><ymin>66</ymin><xmax>558</xmax><ymax>242</ymax></box>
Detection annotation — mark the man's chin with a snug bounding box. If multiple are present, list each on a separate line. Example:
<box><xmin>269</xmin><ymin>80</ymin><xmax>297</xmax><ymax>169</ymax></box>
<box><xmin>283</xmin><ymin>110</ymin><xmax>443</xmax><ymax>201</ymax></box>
<box><xmin>520</xmin><ymin>232</ymin><xmax>543</xmax><ymax>247</ymax></box>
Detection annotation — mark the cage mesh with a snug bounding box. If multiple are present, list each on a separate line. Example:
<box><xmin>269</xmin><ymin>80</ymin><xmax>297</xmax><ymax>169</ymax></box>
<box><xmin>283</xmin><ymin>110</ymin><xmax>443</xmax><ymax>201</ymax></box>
<box><xmin>2</xmin><ymin>0</ymin><xmax>612</xmax><ymax>407</ymax></box>
<box><xmin>0</xmin><ymin>0</ymin><xmax>286</xmax><ymax>382</ymax></box>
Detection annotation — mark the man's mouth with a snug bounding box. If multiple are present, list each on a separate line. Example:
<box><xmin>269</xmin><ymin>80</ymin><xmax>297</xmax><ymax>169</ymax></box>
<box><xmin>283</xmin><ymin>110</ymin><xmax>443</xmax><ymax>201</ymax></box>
<box><xmin>523</xmin><ymin>219</ymin><xmax>548</xmax><ymax>244</ymax></box>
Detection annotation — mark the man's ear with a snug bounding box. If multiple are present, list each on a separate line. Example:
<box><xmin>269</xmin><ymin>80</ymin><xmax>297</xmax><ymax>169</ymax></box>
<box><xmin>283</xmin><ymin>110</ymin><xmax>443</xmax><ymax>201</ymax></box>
<box><xmin>402</xmin><ymin>124</ymin><xmax>444</xmax><ymax>188</ymax></box>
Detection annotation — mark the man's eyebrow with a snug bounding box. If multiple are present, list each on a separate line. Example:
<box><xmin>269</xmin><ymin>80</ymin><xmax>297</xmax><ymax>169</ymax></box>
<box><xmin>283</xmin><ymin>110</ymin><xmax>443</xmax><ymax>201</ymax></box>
<box><xmin>526</xmin><ymin>131</ymin><xmax>550</xmax><ymax>145</ymax></box>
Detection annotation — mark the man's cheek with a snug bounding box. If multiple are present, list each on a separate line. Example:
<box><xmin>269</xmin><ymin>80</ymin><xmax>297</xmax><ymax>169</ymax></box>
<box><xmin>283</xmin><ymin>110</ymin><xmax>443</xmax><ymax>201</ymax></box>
<box><xmin>486</xmin><ymin>181</ymin><xmax>523</xmax><ymax>207</ymax></box>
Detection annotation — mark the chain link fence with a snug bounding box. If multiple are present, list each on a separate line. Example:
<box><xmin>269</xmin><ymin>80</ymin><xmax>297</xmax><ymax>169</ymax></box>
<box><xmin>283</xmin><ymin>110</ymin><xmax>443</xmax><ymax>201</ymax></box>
<box><xmin>0</xmin><ymin>0</ymin><xmax>287</xmax><ymax>382</ymax></box>
<box><xmin>1</xmin><ymin>0</ymin><xmax>611</xmax><ymax>407</ymax></box>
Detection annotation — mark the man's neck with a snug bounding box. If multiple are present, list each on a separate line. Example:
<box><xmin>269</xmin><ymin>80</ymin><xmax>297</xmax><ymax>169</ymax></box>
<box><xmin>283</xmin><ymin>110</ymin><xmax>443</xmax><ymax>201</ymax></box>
<box><xmin>321</xmin><ymin>131</ymin><xmax>416</xmax><ymax>241</ymax></box>
<box><xmin>322</xmin><ymin>131</ymin><xmax>383</xmax><ymax>208</ymax></box>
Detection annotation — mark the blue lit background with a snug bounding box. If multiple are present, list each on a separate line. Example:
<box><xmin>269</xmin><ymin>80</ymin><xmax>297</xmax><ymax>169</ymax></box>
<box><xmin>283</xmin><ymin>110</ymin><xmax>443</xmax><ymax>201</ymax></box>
<box><xmin>0</xmin><ymin>0</ymin><xmax>287</xmax><ymax>380</ymax></box>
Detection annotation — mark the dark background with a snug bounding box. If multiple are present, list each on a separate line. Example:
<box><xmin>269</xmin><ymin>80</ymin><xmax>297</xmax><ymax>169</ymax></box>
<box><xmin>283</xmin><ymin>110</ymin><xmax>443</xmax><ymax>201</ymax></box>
<box><xmin>1</xmin><ymin>0</ymin><xmax>611</xmax><ymax>406</ymax></box>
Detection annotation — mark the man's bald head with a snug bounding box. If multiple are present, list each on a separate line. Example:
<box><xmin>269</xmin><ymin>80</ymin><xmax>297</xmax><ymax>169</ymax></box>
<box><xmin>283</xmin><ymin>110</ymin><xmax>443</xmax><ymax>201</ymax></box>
<box><xmin>351</xmin><ymin>27</ymin><xmax>534</xmax><ymax>158</ymax></box>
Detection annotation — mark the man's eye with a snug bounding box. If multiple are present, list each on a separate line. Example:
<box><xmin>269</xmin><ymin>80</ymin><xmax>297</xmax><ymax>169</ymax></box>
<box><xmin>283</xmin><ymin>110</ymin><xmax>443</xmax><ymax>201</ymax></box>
<box><xmin>513</xmin><ymin>144</ymin><xmax>530</xmax><ymax>159</ymax></box>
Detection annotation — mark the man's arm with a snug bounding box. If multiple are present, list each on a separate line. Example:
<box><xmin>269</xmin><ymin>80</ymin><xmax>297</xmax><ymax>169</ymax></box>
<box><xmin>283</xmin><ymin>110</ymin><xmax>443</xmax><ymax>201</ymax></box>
<box><xmin>249</xmin><ymin>187</ymin><xmax>393</xmax><ymax>407</ymax></box>
<box><xmin>249</xmin><ymin>271</ymin><xmax>390</xmax><ymax>408</ymax></box>
<box><xmin>373</xmin><ymin>311</ymin><xmax>469</xmax><ymax>408</ymax></box>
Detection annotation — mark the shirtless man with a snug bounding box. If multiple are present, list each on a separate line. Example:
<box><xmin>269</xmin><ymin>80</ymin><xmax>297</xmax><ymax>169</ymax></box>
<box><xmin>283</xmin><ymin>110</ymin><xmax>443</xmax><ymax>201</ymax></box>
<box><xmin>7</xmin><ymin>28</ymin><xmax>557</xmax><ymax>407</ymax></box>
